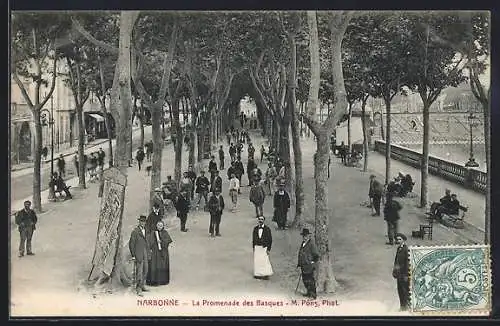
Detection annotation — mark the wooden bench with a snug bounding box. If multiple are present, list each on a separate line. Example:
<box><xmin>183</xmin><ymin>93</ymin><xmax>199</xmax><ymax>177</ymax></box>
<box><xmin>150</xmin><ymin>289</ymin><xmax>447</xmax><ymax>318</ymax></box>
<box><xmin>426</xmin><ymin>205</ymin><xmax>468</xmax><ymax>229</ymax></box>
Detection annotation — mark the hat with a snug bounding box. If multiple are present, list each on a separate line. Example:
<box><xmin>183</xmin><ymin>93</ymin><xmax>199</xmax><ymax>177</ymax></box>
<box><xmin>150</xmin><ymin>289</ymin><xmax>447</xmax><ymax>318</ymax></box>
<box><xmin>370</xmin><ymin>174</ymin><xmax>376</xmax><ymax>179</ymax></box>
<box><xmin>279</xmin><ymin>180</ymin><xmax>286</xmax><ymax>186</ymax></box>
<box><xmin>24</xmin><ymin>200</ymin><xmax>31</xmax><ymax>205</ymax></box>
<box><xmin>200</xmin><ymin>170</ymin><xmax>205</xmax><ymax>173</ymax></box>
<box><xmin>300</xmin><ymin>228</ymin><xmax>311</xmax><ymax>236</ymax></box>
<box><xmin>154</xmin><ymin>187</ymin><xmax>162</xmax><ymax>192</ymax></box>
<box><xmin>395</xmin><ymin>233</ymin><xmax>407</xmax><ymax>241</ymax></box>
<box><xmin>138</xmin><ymin>215</ymin><xmax>147</xmax><ymax>222</ymax></box>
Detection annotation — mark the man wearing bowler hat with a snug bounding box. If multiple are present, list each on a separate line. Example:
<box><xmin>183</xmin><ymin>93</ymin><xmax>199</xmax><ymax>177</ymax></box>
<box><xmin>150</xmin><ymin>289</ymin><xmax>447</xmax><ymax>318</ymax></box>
<box><xmin>129</xmin><ymin>215</ymin><xmax>151</xmax><ymax>296</ymax></box>
<box><xmin>393</xmin><ymin>232</ymin><xmax>409</xmax><ymax>311</ymax></box>
<box><xmin>15</xmin><ymin>200</ymin><xmax>38</xmax><ymax>257</ymax></box>
<box><xmin>297</xmin><ymin>228</ymin><xmax>320</xmax><ymax>299</ymax></box>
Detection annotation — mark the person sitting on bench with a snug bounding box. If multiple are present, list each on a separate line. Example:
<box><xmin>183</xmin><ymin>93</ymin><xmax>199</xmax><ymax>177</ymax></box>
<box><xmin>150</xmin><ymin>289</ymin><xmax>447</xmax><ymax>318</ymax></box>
<box><xmin>400</xmin><ymin>174</ymin><xmax>414</xmax><ymax>197</ymax></box>
<box><xmin>51</xmin><ymin>172</ymin><xmax>73</xmax><ymax>199</ymax></box>
<box><xmin>430</xmin><ymin>189</ymin><xmax>451</xmax><ymax>217</ymax></box>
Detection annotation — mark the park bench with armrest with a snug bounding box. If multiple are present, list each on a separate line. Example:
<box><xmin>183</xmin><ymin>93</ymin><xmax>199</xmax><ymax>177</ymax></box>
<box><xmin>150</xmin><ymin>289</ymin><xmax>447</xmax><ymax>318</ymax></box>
<box><xmin>425</xmin><ymin>203</ymin><xmax>468</xmax><ymax>229</ymax></box>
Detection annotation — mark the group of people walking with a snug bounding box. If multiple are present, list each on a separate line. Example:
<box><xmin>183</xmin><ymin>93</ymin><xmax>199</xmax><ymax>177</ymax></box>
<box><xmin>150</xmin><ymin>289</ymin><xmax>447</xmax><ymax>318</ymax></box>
<box><xmin>368</xmin><ymin>174</ymin><xmax>408</xmax><ymax>311</ymax></box>
<box><xmin>127</xmin><ymin>128</ymin><xmax>321</xmax><ymax>300</ymax></box>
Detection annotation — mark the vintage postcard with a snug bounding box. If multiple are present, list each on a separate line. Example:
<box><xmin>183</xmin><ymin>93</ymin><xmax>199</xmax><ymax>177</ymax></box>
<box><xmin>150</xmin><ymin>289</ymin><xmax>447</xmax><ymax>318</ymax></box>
<box><xmin>10</xmin><ymin>10</ymin><xmax>491</xmax><ymax>317</ymax></box>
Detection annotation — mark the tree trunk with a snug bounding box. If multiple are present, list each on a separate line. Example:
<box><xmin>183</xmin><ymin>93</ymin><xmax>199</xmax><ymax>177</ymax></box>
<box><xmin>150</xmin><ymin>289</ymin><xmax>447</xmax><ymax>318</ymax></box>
<box><xmin>104</xmin><ymin>11</ymin><xmax>138</xmax><ymax>289</ymax></box>
<box><xmin>384</xmin><ymin>98</ymin><xmax>392</xmax><ymax>185</ymax></box>
<box><xmin>361</xmin><ymin>98</ymin><xmax>369</xmax><ymax>172</ymax></box>
<box><xmin>32</xmin><ymin>110</ymin><xmax>43</xmax><ymax>212</ymax></box>
<box><xmin>189</xmin><ymin>128</ymin><xmax>196</xmax><ymax>168</ymax></box>
<box><xmin>291</xmin><ymin>106</ymin><xmax>304</xmax><ymax>228</ymax></box>
<box><xmin>279</xmin><ymin>121</ymin><xmax>291</xmax><ymax>164</ymax></box>
<box><xmin>150</xmin><ymin>105</ymin><xmax>163</xmax><ymax>211</ymax></box>
<box><xmin>347</xmin><ymin>102</ymin><xmax>352</xmax><ymax>153</ymax></box>
<box><xmin>76</xmin><ymin>105</ymin><xmax>86</xmax><ymax>188</ymax></box>
<box><xmin>197</xmin><ymin>128</ymin><xmax>204</xmax><ymax>162</ymax></box>
<box><xmin>102</xmin><ymin>108</ymin><xmax>114</xmax><ymax>167</ymax></box>
<box><xmin>420</xmin><ymin>103</ymin><xmax>430</xmax><ymax>207</ymax></box>
<box><xmin>315</xmin><ymin>133</ymin><xmax>338</xmax><ymax>293</ymax></box>
<box><xmin>172</xmin><ymin>99</ymin><xmax>183</xmax><ymax>184</ymax></box>
<box><xmin>483</xmin><ymin>100</ymin><xmax>490</xmax><ymax>244</ymax></box>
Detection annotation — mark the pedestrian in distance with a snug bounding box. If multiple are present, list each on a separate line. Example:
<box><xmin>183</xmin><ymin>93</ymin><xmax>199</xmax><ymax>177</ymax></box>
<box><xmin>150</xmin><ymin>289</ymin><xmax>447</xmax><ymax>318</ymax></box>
<box><xmin>186</xmin><ymin>165</ymin><xmax>197</xmax><ymax>200</ymax></box>
<box><xmin>252</xmin><ymin>216</ymin><xmax>273</xmax><ymax>280</ymax></box>
<box><xmin>180</xmin><ymin>171</ymin><xmax>193</xmax><ymax>196</ymax></box>
<box><xmin>249</xmin><ymin>178</ymin><xmax>266</xmax><ymax>218</ymax></box>
<box><xmin>229</xmin><ymin>143</ymin><xmax>236</xmax><ymax>162</ymax></box>
<box><xmin>208</xmin><ymin>155</ymin><xmax>218</xmax><ymax>184</ymax></box>
<box><xmin>152</xmin><ymin>187</ymin><xmax>166</xmax><ymax>216</ymax></box>
<box><xmin>247</xmin><ymin>158</ymin><xmax>257</xmax><ymax>186</ymax></box>
<box><xmin>207</xmin><ymin>188</ymin><xmax>225</xmax><ymax>237</ymax></box>
<box><xmin>218</xmin><ymin>145</ymin><xmax>225</xmax><ymax>170</ymax></box>
<box><xmin>57</xmin><ymin>154</ymin><xmax>66</xmax><ymax>178</ymax></box>
<box><xmin>175</xmin><ymin>191</ymin><xmax>191</xmax><ymax>232</ymax></box>
<box><xmin>210</xmin><ymin>170</ymin><xmax>223</xmax><ymax>194</ymax></box>
<box><xmin>73</xmin><ymin>152</ymin><xmax>79</xmax><ymax>177</ymax></box>
<box><xmin>247</xmin><ymin>142</ymin><xmax>255</xmax><ymax>161</ymax></box>
<box><xmin>97</xmin><ymin>147</ymin><xmax>106</xmax><ymax>170</ymax></box>
<box><xmin>234</xmin><ymin>158</ymin><xmax>244</xmax><ymax>194</ymax></box>
<box><xmin>128</xmin><ymin>215</ymin><xmax>151</xmax><ymax>296</ymax></box>
<box><xmin>297</xmin><ymin>228</ymin><xmax>319</xmax><ymax>299</ymax></box>
<box><xmin>227</xmin><ymin>161</ymin><xmax>237</xmax><ymax>181</ymax></box>
<box><xmin>369</xmin><ymin>174</ymin><xmax>384</xmax><ymax>216</ymax></box>
<box><xmin>15</xmin><ymin>200</ymin><xmax>38</xmax><ymax>257</ymax></box>
<box><xmin>195</xmin><ymin>170</ymin><xmax>210</xmax><ymax>211</ymax></box>
<box><xmin>392</xmin><ymin>233</ymin><xmax>409</xmax><ymax>311</ymax></box>
<box><xmin>273</xmin><ymin>180</ymin><xmax>291</xmax><ymax>230</ymax></box>
<box><xmin>228</xmin><ymin>172</ymin><xmax>240</xmax><ymax>212</ymax></box>
<box><xmin>146</xmin><ymin>220</ymin><xmax>173</xmax><ymax>286</ymax></box>
<box><xmin>265</xmin><ymin>162</ymin><xmax>277</xmax><ymax>196</ymax></box>
<box><xmin>260</xmin><ymin>145</ymin><xmax>266</xmax><ymax>163</ymax></box>
<box><xmin>146</xmin><ymin>202</ymin><xmax>163</xmax><ymax>234</ymax></box>
<box><xmin>136</xmin><ymin>147</ymin><xmax>145</xmax><ymax>171</ymax></box>
<box><xmin>383</xmin><ymin>192</ymin><xmax>403</xmax><ymax>245</ymax></box>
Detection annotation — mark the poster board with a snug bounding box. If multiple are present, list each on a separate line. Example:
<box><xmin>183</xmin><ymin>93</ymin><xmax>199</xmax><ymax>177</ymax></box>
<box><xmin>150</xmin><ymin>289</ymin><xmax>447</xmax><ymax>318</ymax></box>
<box><xmin>89</xmin><ymin>167</ymin><xmax>127</xmax><ymax>279</ymax></box>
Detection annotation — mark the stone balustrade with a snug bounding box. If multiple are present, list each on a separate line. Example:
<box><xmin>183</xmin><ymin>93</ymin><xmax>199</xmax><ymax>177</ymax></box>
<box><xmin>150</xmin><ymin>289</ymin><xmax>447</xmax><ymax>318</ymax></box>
<box><xmin>374</xmin><ymin>140</ymin><xmax>487</xmax><ymax>194</ymax></box>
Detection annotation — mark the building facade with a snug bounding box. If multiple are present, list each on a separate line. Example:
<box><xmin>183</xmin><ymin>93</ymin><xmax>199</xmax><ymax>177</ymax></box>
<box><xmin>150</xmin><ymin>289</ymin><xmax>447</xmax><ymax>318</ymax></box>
<box><xmin>10</xmin><ymin>59</ymin><xmax>105</xmax><ymax>164</ymax></box>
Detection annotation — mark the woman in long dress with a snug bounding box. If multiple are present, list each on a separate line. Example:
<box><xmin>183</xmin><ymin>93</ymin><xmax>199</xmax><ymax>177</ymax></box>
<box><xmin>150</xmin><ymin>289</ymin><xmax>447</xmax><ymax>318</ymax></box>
<box><xmin>146</xmin><ymin>221</ymin><xmax>173</xmax><ymax>286</ymax></box>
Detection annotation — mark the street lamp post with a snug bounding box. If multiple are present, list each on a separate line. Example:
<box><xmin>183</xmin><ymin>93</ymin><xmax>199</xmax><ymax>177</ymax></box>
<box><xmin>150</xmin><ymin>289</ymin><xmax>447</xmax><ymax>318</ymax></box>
<box><xmin>464</xmin><ymin>112</ymin><xmax>479</xmax><ymax>168</ymax></box>
<box><xmin>41</xmin><ymin>107</ymin><xmax>55</xmax><ymax>200</ymax></box>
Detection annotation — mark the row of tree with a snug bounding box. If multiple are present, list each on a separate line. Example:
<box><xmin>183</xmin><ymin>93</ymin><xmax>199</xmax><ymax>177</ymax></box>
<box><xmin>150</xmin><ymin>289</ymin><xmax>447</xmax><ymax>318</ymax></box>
<box><xmin>11</xmin><ymin>10</ymin><xmax>490</xmax><ymax>291</ymax></box>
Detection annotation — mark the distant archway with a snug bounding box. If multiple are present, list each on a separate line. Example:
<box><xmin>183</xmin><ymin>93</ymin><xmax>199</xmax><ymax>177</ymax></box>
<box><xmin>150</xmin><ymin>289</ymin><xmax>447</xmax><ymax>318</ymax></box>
<box><xmin>18</xmin><ymin>121</ymin><xmax>32</xmax><ymax>162</ymax></box>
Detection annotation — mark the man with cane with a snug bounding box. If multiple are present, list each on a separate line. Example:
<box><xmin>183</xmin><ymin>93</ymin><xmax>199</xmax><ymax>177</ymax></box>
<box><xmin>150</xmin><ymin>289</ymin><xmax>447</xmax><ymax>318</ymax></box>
<box><xmin>297</xmin><ymin>228</ymin><xmax>319</xmax><ymax>299</ymax></box>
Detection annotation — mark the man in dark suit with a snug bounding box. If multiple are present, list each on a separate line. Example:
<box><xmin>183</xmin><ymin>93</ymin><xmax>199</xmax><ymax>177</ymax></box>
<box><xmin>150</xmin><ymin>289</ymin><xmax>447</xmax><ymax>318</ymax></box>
<box><xmin>129</xmin><ymin>215</ymin><xmax>151</xmax><ymax>296</ymax></box>
<box><xmin>210</xmin><ymin>170</ymin><xmax>223</xmax><ymax>193</ymax></box>
<box><xmin>369</xmin><ymin>174</ymin><xmax>383</xmax><ymax>216</ymax></box>
<box><xmin>208</xmin><ymin>156</ymin><xmax>218</xmax><ymax>184</ymax></box>
<box><xmin>393</xmin><ymin>233</ymin><xmax>409</xmax><ymax>311</ymax></box>
<box><xmin>297</xmin><ymin>228</ymin><xmax>320</xmax><ymax>299</ymax></box>
<box><xmin>15</xmin><ymin>200</ymin><xmax>38</xmax><ymax>257</ymax></box>
<box><xmin>207</xmin><ymin>188</ymin><xmax>225</xmax><ymax>237</ymax></box>
<box><xmin>252</xmin><ymin>216</ymin><xmax>273</xmax><ymax>280</ymax></box>
<box><xmin>234</xmin><ymin>158</ymin><xmax>245</xmax><ymax>194</ymax></box>
<box><xmin>175</xmin><ymin>191</ymin><xmax>191</xmax><ymax>232</ymax></box>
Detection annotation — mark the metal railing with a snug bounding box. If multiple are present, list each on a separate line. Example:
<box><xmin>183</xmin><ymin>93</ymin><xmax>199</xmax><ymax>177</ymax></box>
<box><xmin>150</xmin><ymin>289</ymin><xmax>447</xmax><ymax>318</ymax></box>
<box><xmin>374</xmin><ymin>140</ymin><xmax>487</xmax><ymax>194</ymax></box>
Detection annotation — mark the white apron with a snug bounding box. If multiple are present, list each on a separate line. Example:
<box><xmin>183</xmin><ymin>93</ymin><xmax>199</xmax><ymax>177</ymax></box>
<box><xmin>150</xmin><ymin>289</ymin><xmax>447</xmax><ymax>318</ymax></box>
<box><xmin>253</xmin><ymin>245</ymin><xmax>273</xmax><ymax>277</ymax></box>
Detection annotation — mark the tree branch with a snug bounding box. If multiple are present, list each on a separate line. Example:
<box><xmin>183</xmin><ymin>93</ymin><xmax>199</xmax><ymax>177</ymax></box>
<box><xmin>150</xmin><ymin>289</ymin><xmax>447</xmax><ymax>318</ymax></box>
<box><xmin>12</xmin><ymin>72</ymin><xmax>34</xmax><ymax>109</ymax></box>
<box><xmin>156</xmin><ymin>21</ymin><xmax>179</xmax><ymax>107</ymax></box>
<box><xmin>39</xmin><ymin>56</ymin><xmax>58</xmax><ymax>109</ymax></box>
<box><xmin>71</xmin><ymin>17</ymin><xmax>119</xmax><ymax>54</ymax></box>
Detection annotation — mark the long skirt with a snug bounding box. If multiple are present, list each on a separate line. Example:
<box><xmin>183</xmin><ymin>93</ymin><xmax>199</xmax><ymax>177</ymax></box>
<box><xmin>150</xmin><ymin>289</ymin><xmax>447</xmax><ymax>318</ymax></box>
<box><xmin>253</xmin><ymin>245</ymin><xmax>273</xmax><ymax>277</ymax></box>
<box><xmin>146</xmin><ymin>248</ymin><xmax>170</xmax><ymax>286</ymax></box>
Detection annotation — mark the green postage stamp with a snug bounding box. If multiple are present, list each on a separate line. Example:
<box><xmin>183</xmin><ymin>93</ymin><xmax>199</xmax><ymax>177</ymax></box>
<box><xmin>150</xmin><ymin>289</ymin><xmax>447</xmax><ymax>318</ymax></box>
<box><xmin>409</xmin><ymin>245</ymin><xmax>491</xmax><ymax>315</ymax></box>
